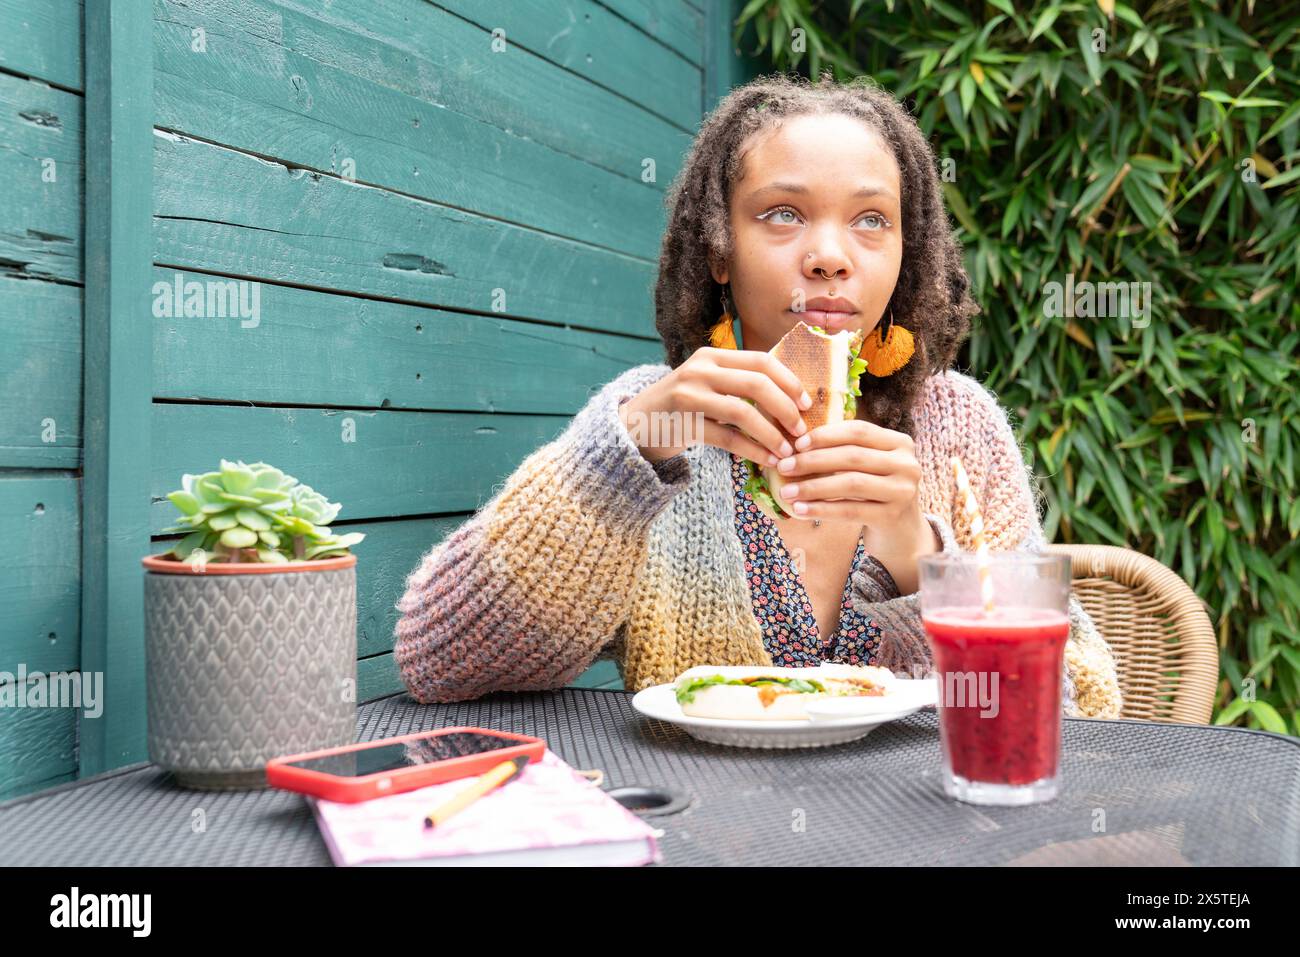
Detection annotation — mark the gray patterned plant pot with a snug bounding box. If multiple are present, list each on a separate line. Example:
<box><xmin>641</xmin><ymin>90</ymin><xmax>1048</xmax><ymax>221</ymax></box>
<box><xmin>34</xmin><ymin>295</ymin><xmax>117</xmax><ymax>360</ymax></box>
<box><xmin>141</xmin><ymin>552</ymin><xmax>357</xmax><ymax>790</ymax></box>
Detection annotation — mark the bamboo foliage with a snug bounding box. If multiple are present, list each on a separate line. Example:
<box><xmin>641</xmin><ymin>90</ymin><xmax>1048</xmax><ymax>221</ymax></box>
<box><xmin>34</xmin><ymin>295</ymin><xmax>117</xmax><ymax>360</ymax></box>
<box><xmin>736</xmin><ymin>0</ymin><xmax>1300</xmax><ymax>735</ymax></box>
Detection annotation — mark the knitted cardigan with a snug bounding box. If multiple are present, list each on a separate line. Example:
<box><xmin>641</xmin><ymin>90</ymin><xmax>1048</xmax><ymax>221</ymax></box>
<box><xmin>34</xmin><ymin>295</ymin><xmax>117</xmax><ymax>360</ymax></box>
<box><xmin>393</xmin><ymin>363</ymin><xmax>1125</xmax><ymax>719</ymax></box>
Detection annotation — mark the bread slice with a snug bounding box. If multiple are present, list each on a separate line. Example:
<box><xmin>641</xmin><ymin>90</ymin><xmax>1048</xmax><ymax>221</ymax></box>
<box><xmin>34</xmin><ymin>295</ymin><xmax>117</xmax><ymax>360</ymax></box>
<box><xmin>742</xmin><ymin>321</ymin><xmax>867</xmax><ymax>522</ymax></box>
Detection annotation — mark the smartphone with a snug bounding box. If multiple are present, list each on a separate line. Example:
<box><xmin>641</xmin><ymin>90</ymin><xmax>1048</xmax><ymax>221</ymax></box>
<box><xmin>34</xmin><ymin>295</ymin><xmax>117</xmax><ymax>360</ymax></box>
<box><xmin>266</xmin><ymin>726</ymin><xmax>546</xmax><ymax>803</ymax></box>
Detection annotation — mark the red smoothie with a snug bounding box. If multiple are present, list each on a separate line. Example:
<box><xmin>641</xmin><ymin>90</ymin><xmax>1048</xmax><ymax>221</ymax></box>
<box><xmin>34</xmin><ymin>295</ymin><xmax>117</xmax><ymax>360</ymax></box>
<box><xmin>922</xmin><ymin>606</ymin><xmax>1069</xmax><ymax>787</ymax></box>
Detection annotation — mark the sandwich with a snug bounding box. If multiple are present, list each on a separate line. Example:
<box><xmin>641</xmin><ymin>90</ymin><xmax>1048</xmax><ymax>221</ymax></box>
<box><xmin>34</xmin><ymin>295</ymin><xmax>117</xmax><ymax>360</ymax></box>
<box><xmin>674</xmin><ymin>664</ymin><xmax>896</xmax><ymax>721</ymax></box>
<box><xmin>742</xmin><ymin>321</ymin><xmax>869</xmax><ymax>522</ymax></box>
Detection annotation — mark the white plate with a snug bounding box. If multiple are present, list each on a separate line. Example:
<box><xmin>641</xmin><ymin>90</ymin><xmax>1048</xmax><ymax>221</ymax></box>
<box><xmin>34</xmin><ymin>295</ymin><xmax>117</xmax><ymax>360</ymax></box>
<box><xmin>631</xmin><ymin>665</ymin><xmax>938</xmax><ymax>749</ymax></box>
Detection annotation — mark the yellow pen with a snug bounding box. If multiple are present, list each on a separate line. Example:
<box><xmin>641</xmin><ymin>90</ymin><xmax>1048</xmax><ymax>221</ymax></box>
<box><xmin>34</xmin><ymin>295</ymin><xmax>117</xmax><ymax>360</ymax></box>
<box><xmin>423</xmin><ymin>755</ymin><xmax>531</xmax><ymax>829</ymax></box>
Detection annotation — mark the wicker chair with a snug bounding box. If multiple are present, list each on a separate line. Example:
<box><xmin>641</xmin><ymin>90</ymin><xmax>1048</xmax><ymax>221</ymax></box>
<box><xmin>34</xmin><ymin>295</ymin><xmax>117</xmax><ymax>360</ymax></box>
<box><xmin>1044</xmin><ymin>544</ymin><xmax>1219</xmax><ymax>724</ymax></box>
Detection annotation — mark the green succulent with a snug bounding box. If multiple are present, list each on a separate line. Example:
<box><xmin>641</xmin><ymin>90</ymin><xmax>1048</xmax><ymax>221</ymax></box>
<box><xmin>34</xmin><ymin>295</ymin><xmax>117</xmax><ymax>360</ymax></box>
<box><xmin>161</xmin><ymin>459</ymin><xmax>365</xmax><ymax>564</ymax></box>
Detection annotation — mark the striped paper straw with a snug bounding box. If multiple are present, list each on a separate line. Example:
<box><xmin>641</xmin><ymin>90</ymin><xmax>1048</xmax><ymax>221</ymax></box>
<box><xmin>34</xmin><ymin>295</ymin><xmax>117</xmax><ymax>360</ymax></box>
<box><xmin>951</xmin><ymin>455</ymin><xmax>996</xmax><ymax>615</ymax></box>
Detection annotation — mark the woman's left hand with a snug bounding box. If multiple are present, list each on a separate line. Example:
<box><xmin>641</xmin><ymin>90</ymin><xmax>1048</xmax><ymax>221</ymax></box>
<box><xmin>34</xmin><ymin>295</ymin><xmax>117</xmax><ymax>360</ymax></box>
<box><xmin>775</xmin><ymin>420</ymin><xmax>940</xmax><ymax>594</ymax></box>
<box><xmin>774</xmin><ymin>420</ymin><xmax>923</xmax><ymax>529</ymax></box>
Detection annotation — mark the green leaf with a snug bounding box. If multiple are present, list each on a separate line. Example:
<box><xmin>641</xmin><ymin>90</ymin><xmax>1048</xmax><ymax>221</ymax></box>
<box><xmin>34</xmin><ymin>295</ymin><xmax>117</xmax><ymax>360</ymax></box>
<box><xmin>1114</xmin><ymin>3</ymin><xmax>1144</xmax><ymax>29</ymax></box>
<box><xmin>926</xmin><ymin>0</ymin><xmax>972</xmax><ymax>27</ymax></box>
<box><xmin>325</xmin><ymin>531</ymin><xmax>366</xmax><ymax>550</ymax></box>
<box><xmin>959</xmin><ymin>73</ymin><xmax>976</xmax><ymax>117</ymax></box>
<box><xmin>918</xmin><ymin>48</ymin><xmax>941</xmax><ymax>81</ymax></box>
<box><xmin>1250</xmin><ymin>700</ymin><xmax>1289</xmax><ymax>734</ymax></box>
<box><xmin>216</xmin><ymin>491</ymin><xmax>263</xmax><ymax>507</ymax></box>
<box><xmin>1028</xmin><ymin>7</ymin><xmax>1060</xmax><ymax>42</ymax></box>
<box><xmin>220</xmin><ymin>459</ymin><xmax>256</xmax><ymax>495</ymax></box>
<box><xmin>1261</xmin><ymin>99</ymin><xmax>1300</xmax><ymax>144</ymax></box>
<box><xmin>942</xmin><ymin>182</ymin><xmax>981</xmax><ymax>236</ymax></box>
<box><xmin>207</xmin><ymin>512</ymin><xmax>238</xmax><ymax>531</ymax></box>
<box><xmin>235</xmin><ymin>508</ymin><xmax>271</xmax><ymax>531</ymax></box>
<box><xmin>1001</xmin><ymin>188</ymin><xmax>1024</xmax><ymax>238</ymax></box>
<box><xmin>220</xmin><ymin>526</ymin><xmax>259</xmax><ymax>549</ymax></box>
<box><xmin>1214</xmin><ymin>696</ymin><xmax>1252</xmax><ymax>725</ymax></box>
<box><xmin>167</xmin><ymin>490</ymin><xmax>201</xmax><ymax>515</ymax></box>
<box><xmin>172</xmin><ymin>530</ymin><xmax>207</xmax><ymax>560</ymax></box>
<box><xmin>1077</xmin><ymin>25</ymin><xmax>1103</xmax><ymax>88</ymax></box>
<box><xmin>1261</xmin><ymin>165</ymin><xmax>1300</xmax><ymax>190</ymax></box>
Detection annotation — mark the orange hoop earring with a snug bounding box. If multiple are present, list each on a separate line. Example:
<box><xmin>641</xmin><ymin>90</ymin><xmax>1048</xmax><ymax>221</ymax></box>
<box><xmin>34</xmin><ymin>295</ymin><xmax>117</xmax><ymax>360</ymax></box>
<box><xmin>860</xmin><ymin>307</ymin><xmax>914</xmax><ymax>376</ymax></box>
<box><xmin>710</xmin><ymin>284</ymin><xmax>740</xmax><ymax>349</ymax></box>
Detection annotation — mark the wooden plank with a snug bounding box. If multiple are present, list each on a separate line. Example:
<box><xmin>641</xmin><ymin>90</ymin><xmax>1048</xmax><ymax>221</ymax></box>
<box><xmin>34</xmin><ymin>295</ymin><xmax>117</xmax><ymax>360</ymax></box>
<box><xmin>0</xmin><ymin>769</ymin><xmax>77</xmax><ymax>802</ymax></box>
<box><xmin>0</xmin><ymin>675</ymin><xmax>79</xmax><ymax>799</ymax></box>
<box><xmin>80</xmin><ymin>0</ymin><xmax>153</xmax><ymax>775</ymax></box>
<box><xmin>349</xmin><ymin>517</ymin><xmax>468</xmax><ymax>659</ymax></box>
<box><xmin>0</xmin><ymin>256</ymin><xmax>662</xmax><ymax>455</ymax></box>
<box><xmin>169</xmin><ymin>0</ymin><xmax>692</xmax><ymax>183</ymax></box>
<box><xmin>0</xmin><ymin>276</ymin><xmax>82</xmax><ymax>467</ymax></box>
<box><xmin>567</xmin><ymin>658</ymin><xmax>622</xmax><ymax>689</ymax></box>
<box><xmin>150</xmin><ymin>404</ymin><xmax>569</xmax><ymax>531</ymax></box>
<box><xmin>357</xmin><ymin>653</ymin><xmax>625</xmax><ymax>701</ymax></box>
<box><xmin>437</xmin><ymin>0</ymin><xmax>702</xmax><ymax>126</ymax></box>
<box><xmin>150</xmin><ymin>267</ymin><xmax>663</xmax><ymax>411</ymax></box>
<box><xmin>0</xmin><ymin>472</ymin><xmax>81</xmax><ymax>675</ymax></box>
<box><xmin>152</xmin><ymin>0</ymin><xmax>669</xmax><ymax>261</ymax></box>
<box><xmin>358</xmin><ymin>647</ymin><xmax>623</xmax><ymax>702</ymax></box>
<box><xmin>703</xmin><ymin>0</ymin><xmax>746</xmax><ymax>117</ymax></box>
<box><xmin>590</xmin><ymin>0</ymin><xmax>705</xmax><ymax>67</ymax></box>
<box><xmin>358</xmin><ymin>651</ymin><xmax>403</xmax><ymax>703</ymax></box>
<box><xmin>0</xmin><ymin>71</ymin><xmax>83</xmax><ymax>283</ymax></box>
<box><xmin>0</xmin><ymin>0</ymin><xmax>83</xmax><ymax>91</ymax></box>
<box><xmin>152</xmin><ymin>131</ymin><xmax>659</xmax><ymax>339</ymax></box>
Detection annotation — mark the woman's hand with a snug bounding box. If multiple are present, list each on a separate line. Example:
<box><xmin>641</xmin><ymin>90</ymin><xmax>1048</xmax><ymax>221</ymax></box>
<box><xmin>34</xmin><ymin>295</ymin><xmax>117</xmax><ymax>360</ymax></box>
<box><xmin>618</xmin><ymin>347</ymin><xmax>813</xmax><ymax>466</ymax></box>
<box><xmin>772</xmin><ymin>419</ymin><xmax>921</xmax><ymax>523</ymax></box>
<box><xmin>773</xmin><ymin>419</ymin><xmax>939</xmax><ymax>592</ymax></box>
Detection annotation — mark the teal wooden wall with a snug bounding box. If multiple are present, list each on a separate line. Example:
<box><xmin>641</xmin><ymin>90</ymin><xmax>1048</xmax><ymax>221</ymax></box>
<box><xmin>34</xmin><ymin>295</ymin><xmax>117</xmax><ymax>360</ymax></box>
<box><xmin>0</xmin><ymin>0</ymin><xmax>753</xmax><ymax>800</ymax></box>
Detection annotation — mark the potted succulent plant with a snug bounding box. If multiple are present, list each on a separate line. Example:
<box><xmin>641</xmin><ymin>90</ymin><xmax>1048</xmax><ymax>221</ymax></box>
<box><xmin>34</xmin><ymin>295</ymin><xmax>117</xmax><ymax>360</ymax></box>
<box><xmin>142</xmin><ymin>459</ymin><xmax>365</xmax><ymax>790</ymax></box>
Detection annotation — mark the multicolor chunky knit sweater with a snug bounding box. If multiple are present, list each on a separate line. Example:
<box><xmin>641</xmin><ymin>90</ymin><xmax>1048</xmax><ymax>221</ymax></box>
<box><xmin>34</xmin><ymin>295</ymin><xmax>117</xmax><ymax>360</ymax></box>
<box><xmin>393</xmin><ymin>363</ymin><xmax>1125</xmax><ymax>719</ymax></box>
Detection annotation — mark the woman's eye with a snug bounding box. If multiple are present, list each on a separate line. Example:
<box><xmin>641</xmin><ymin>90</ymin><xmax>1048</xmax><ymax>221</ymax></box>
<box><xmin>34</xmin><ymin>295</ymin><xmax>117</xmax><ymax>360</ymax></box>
<box><xmin>856</xmin><ymin>213</ymin><xmax>891</xmax><ymax>231</ymax></box>
<box><xmin>761</xmin><ymin>207</ymin><xmax>801</xmax><ymax>225</ymax></box>
<box><xmin>760</xmin><ymin>207</ymin><xmax>892</xmax><ymax>230</ymax></box>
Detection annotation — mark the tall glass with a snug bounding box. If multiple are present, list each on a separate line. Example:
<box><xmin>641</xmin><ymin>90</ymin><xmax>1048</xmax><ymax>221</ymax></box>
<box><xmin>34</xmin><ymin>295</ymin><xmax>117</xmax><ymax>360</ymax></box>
<box><xmin>918</xmin><ymin>553</ymin><xmax>1072</xmax><ymax>806</ymax></box>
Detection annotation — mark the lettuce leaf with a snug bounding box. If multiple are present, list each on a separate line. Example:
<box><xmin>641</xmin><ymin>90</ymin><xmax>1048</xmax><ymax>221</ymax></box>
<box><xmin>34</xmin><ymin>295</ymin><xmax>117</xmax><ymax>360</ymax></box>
<box><xmin>743</xmin><ymin>458</ymin><xmax>791</xmax><ymax>518</ymax></box>
<box><xmin>674</xmin><ymin>674</ymin><xmax>731</xmax><ymax>704</ymax></box>
<box><xmin>845</xmin><ymin>341</ymin><xmax>868</xmax><ymax>418</ymax></box>
<box><xmin>675</xmin><ymin>674</ymin><xmax>827</xmax><ymax>705</ymax></box>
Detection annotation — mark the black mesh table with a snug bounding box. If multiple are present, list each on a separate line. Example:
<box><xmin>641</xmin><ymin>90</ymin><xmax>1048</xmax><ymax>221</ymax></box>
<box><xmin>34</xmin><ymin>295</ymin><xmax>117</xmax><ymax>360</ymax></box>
<box><xmin>2</xmin><ymin>688</ymin><xmax>1298</xmax><ymax>866</ymax></box>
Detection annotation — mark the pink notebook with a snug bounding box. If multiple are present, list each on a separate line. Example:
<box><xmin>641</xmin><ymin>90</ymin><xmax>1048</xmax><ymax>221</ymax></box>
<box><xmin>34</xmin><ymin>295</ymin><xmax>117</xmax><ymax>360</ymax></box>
<box><xmin>308</xmin><ymin>748</ymin><xmax>663</xmax><ymax>866</ymax></box>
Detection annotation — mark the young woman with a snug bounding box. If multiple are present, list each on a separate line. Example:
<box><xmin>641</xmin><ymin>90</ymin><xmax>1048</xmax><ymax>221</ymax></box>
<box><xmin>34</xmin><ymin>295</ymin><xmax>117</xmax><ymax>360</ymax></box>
<box><xmin>393</xmin><ymin>73</ymin><xmax>1124</xmax><ymax>719</ymax></box>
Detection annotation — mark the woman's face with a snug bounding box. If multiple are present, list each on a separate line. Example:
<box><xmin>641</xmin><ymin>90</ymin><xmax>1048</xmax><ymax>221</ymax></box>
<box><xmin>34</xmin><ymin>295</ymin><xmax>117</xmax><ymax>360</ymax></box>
<box><xmin>712</xmin><ymin>112</ymin><xmax>903</xmax><ymax>354</ymax></box>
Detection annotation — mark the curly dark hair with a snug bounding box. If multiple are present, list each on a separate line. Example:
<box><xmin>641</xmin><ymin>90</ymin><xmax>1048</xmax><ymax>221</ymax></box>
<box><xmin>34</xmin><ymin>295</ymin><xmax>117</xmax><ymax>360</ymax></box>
<box><xmin>653</xmin><ymin>71</ymin><xmax>979</xmax><ymax>436</ymax></box>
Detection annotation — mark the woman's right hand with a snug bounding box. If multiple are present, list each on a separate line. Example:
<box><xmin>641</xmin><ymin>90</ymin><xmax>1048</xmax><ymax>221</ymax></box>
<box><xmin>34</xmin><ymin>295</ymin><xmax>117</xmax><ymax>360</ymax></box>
<box><xmin>617</xmin><ymin>347</ymin><xmax>812</xmax><ymax>466</ymax></box>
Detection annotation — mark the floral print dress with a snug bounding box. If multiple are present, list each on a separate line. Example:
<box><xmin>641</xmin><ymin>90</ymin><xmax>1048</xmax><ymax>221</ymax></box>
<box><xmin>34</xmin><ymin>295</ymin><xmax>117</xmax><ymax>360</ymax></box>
<box><xmin>730</xmin><ymin>452</ymin><xmax>901</xmax><ymax>668</ymax></box>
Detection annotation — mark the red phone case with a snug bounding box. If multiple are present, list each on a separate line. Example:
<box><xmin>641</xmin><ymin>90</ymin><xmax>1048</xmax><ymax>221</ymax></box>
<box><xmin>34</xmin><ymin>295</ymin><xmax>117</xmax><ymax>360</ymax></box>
<box><xmin>266</xmin><ymin>726</ymin><xmax>546</xmax><ymax>803</ymax></box>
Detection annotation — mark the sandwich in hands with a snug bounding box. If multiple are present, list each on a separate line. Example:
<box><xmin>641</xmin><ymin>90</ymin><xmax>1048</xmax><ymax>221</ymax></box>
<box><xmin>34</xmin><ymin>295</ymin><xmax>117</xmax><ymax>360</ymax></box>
<box><xmin>674</xmin><ymin>664</ymin><xmax>896</xmax><ymax>721</ymax></box>
<box><xmin>742</xmin><ymin>321</ymin><xmax>868</xmax><ymax>522</ymax></box>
